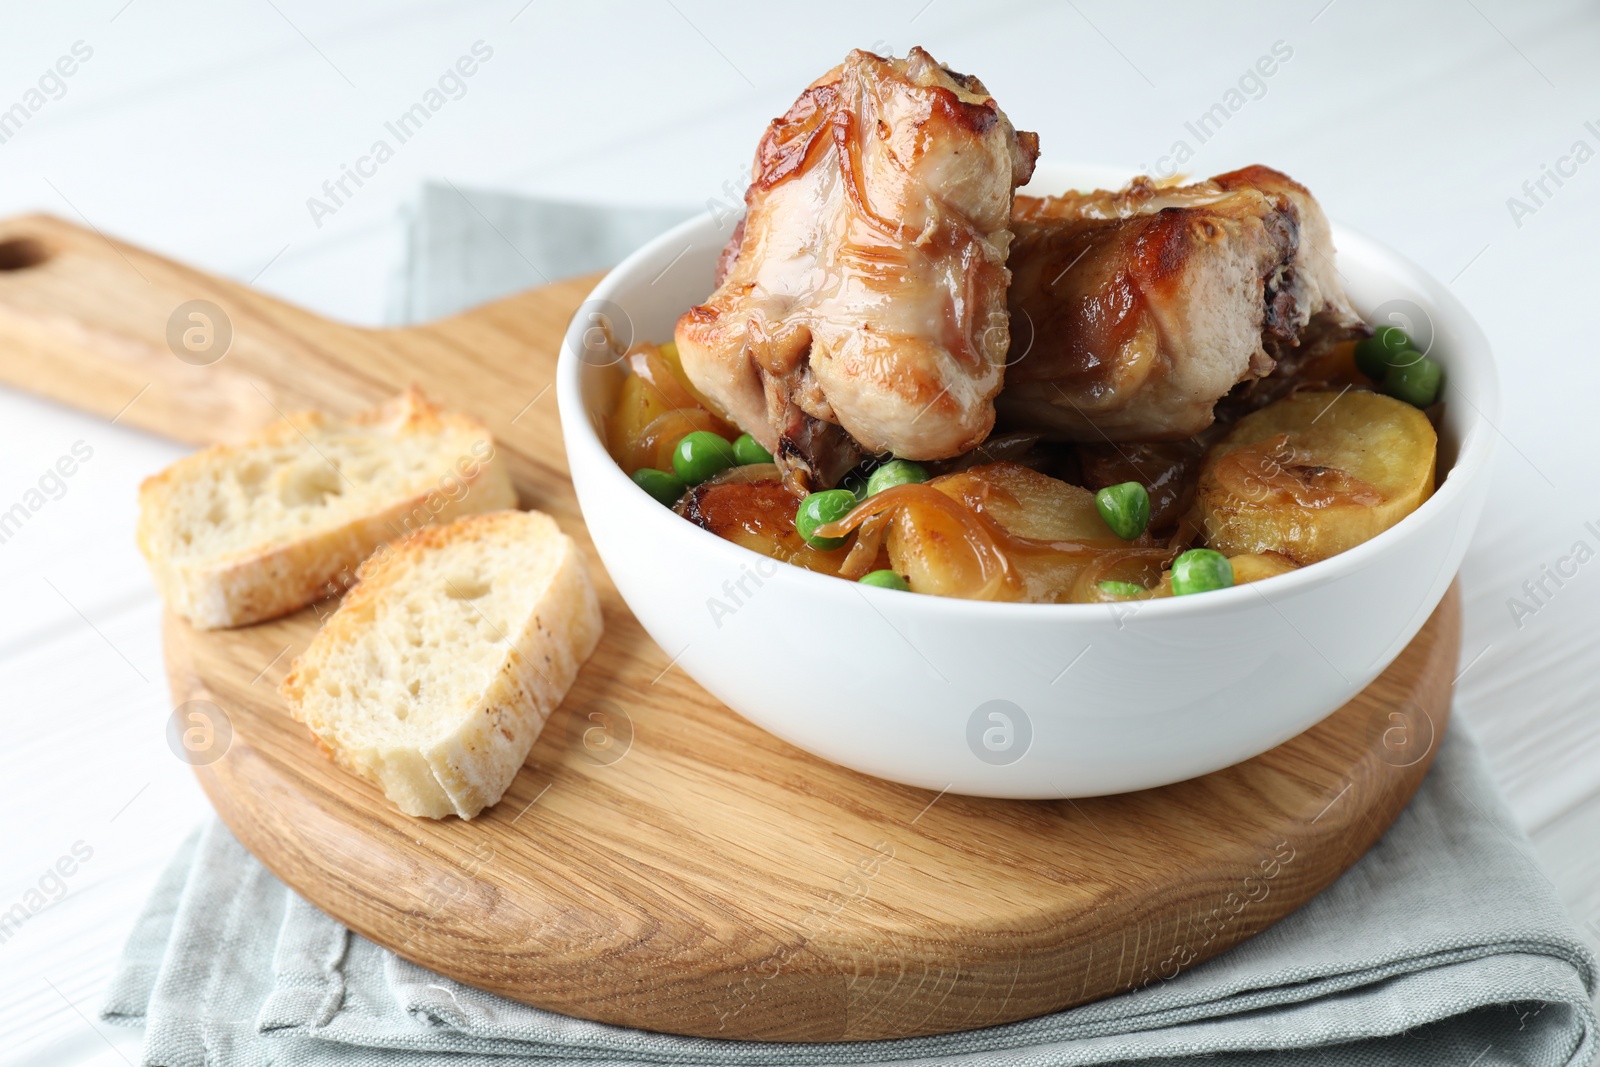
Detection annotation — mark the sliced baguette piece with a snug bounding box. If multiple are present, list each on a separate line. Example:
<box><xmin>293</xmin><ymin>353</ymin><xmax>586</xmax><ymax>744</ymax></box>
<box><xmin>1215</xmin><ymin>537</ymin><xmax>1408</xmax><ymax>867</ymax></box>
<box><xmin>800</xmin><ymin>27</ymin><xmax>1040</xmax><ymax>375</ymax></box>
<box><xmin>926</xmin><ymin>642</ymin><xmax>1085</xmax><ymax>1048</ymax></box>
<box><xmin>279</xmin><ymin>510</ymin><xmax>603</xmax><ymax>819</ymax></box>
<box><xmin>138</xmin><ymin>388</ymin><xmax>516</xmax><ymax>629</ymax></box>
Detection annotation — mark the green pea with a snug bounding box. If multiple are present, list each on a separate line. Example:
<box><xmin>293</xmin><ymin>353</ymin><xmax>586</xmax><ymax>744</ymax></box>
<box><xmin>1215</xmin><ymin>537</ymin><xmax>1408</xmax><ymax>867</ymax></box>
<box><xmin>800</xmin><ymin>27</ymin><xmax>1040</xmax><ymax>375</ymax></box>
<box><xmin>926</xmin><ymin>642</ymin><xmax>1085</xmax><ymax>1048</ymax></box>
<box><xmin>732</xmin><ymin>433</ymin><xmax>774</xmax><ymax>466</ymax></box>
<box><xmin>1354</xmin><ymin>325</ymin><xmax>1414</xmax><ymax>379</ymax></box>
<box><xmin>1382</xmin><ymin>355</ymin><xmax>1443</xmax><ymax>408</ymax></box>
<box><xmin>795</xmin><ymin>489</ymin><xmax>859</xmax><ymax>549</ymax></box>
<box><xmin>1098</xmin><ymin>580</ymin><xmax>1145</xmax><ymax>598</ymax></box>
<box><xmin>1171</xmin><ymin>549</ymin><xmax>1234</xmax><ymax>596</ymax></box>
<box><xmin>631</xmin><ymin>468</ymin><xmax>686</xmax><ymax>507</ymax></box>
<box><xmin>671</xmin><ymin>431</ymin><xmax>738</xmax><ymax>485</ymax></box>
<box><xmin>865</xmin><ymin>458</ymin><xmax>928</xmax><ymax>497</ymax></box>
<box><xmin>859</xmin><ymin>569</ymin><xmax>910</xmax><ymax>591</ymax></box>
<box><xmin>1362</xmin><ymin>346</ymin><xmax>1426</xmax><ymax>382</ymax></box>
<box><xmin>1094</xmin><ymin>481</ymin><xmax>1150</xmax><ymax>540</ymax></box>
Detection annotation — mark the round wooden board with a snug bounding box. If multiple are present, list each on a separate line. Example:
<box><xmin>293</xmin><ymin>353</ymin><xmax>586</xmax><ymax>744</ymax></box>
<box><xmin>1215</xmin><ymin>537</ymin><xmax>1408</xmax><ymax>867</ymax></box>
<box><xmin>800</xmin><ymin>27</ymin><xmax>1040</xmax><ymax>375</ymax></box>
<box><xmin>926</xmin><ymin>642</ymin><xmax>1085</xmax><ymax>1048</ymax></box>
<box><xmin>166</xmin><ymin>587</ymin><xmax>1457</xmax><ymax>1043</ymax></box>
<box><xmin>0</xmin><ymin>214</ymin><xmax>1460</xmax><ymax>1042</ymax></box>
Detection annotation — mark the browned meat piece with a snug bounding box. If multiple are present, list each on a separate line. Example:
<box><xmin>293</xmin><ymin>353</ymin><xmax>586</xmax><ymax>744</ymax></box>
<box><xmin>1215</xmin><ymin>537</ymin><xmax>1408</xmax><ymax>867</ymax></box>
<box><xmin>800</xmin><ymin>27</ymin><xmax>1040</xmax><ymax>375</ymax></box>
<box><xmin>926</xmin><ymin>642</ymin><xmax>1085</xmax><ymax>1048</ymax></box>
<box><xmin>998</xmin><ymin>166</ymin><xmax>1361</xmax><ymax>442</ymax></box>
<box><xmin>675</xmin><ymin>47</ymin><xmax>1038</xmax><ymax>491</ymax></box>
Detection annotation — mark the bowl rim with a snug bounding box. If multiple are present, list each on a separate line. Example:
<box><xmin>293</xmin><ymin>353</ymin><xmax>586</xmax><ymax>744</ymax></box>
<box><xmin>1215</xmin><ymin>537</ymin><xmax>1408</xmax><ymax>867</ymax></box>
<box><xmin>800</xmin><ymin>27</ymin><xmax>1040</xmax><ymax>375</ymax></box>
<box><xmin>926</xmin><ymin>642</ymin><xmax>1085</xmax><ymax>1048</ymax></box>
<box><xmin>556</xmin><ymin>168</ymin><xmax>1499</xmax><ymax>622</ymax></box>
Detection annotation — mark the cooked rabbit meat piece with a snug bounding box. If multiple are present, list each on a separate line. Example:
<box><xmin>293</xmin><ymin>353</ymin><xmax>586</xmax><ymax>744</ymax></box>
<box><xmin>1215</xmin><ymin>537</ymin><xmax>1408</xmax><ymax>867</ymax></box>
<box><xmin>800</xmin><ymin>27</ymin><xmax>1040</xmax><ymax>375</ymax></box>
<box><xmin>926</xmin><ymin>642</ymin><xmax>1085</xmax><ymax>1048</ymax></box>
<box><xmin>998</xmin><ymin>166</ymin><xmax>1361</xmax><ymax>442</ymax></box>
<box><xmin>675</xmin><ymin>47</ymin><xmax>1038</xmax><ymax>491</ymax></box>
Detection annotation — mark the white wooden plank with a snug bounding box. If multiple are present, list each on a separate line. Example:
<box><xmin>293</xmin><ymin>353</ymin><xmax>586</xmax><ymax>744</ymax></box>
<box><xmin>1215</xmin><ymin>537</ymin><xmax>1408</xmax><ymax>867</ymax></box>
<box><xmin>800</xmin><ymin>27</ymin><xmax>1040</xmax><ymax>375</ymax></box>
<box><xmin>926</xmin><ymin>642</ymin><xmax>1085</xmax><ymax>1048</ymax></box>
<box><xmin>0</xmin><ymin>613</ymin><xmax>208</xmax><ymax>1067</ymax></box>
<box><xmin>0</xmin><ymin>4</ymin><xmax>1597</xmax><ymax>1064</ymax></box>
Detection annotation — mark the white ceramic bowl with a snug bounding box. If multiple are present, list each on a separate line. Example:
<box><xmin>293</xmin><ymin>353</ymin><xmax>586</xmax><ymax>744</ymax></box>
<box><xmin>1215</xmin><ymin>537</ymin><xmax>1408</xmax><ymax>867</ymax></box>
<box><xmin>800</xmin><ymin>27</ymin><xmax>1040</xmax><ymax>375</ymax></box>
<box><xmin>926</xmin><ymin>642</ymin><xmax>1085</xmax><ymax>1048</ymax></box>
<box><xmin>557</xmin><ymin>164</ymin><xmax>1497</xmax><ymax>798</ymax></box>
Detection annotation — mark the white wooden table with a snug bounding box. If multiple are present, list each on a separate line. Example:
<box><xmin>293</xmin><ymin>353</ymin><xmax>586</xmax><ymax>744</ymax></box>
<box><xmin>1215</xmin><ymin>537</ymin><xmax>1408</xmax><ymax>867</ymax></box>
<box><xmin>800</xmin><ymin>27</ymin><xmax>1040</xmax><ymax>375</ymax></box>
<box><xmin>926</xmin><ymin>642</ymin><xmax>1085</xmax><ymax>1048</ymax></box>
<box><xmin>2</xmin><ymin>2</ymin><xmax>1596</xmax><ymax>1063</ymax></box>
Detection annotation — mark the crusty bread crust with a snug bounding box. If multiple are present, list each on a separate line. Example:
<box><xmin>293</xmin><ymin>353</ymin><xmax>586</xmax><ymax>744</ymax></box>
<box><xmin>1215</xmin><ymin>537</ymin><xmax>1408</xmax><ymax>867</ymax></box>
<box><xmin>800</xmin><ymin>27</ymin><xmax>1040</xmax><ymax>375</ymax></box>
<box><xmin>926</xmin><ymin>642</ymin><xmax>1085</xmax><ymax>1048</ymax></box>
<box><xmin>278</xmin><ymin>510</ymin><xmax>603</xmax><ymax>819</ymax></box>
<box><xmin>137</xmin><ymin>388</ymin><xmax>516</xmax><ymax>629</ymax></box>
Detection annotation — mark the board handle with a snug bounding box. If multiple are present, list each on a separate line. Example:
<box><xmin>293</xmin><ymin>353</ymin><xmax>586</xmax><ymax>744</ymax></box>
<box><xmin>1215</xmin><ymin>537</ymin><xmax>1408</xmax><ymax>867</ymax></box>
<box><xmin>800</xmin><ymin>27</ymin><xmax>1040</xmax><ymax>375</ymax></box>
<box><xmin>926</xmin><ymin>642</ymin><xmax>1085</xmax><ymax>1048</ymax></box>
<box><xmin>0</xmin><ymin>210</ymin><xmax>603</xmax><ymax>521</ymax></box>
<box><xmin>0</xmin><ymin>214</ymin><xmax>407</xmax><ymax>444</ymax></box>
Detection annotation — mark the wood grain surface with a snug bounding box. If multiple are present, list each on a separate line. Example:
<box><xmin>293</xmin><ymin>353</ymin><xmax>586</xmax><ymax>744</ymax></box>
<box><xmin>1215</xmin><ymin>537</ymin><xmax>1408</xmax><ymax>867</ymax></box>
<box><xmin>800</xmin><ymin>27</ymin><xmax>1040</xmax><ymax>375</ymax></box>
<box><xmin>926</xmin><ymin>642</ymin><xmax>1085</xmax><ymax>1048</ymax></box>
<box><xmin>0</xmin><ymin>214</ymin><xmax>1460</xmax><ymax>1041</ymax></box>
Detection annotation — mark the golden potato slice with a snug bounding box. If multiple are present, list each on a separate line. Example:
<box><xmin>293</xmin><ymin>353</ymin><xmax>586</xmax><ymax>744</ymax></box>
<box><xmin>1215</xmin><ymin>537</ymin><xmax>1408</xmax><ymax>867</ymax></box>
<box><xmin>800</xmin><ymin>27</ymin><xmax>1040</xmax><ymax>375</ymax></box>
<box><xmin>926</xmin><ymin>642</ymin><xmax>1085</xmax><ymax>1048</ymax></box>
<box><xmin>884</xmin><ymin>484</ymin><xmax>1020</xmax><ymax>600</ymax></box>
<box><xmin>1196</xmin><ymin>390</ymin><xmax>1436</xmax><ymax>565</ymax></box>
<box><xmin>607</xmin><ymin>345</ymin><xmax>734</xmax><ymax>473</ymax></box>
<box><xmin>657</xmin><ymin>341</ymin><xmax>731</xmax><ymax>421</ymax></box>
<box><xmin>1227</xmin><ymin>552</ymin><xmax>1300</xmax><ymax>584</ymax></box>
<box><xmin>678</xmin><ymin>476</ymin><xmax>851</xmax><ymax>575</ymax></box>
<box><xmin>1096</xmin><ymin>551</ymin><xmax>1297</xmax><ymax>604</ymax></box>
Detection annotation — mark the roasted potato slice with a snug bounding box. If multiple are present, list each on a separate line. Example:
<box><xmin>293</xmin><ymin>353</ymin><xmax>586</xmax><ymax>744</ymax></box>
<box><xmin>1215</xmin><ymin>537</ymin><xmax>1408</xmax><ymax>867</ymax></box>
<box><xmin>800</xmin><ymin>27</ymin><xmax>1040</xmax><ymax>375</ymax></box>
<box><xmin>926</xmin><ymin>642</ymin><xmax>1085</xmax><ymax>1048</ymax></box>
<box><xmin>1122</xmin><ymin>552</ymin><xmax>1296</xmax><ymax>603</ymax></box>
<box><xmin>607</xmin><ymin>345</ymin><xmax>735</xmax><ymax>473</ymax></box>
<box><xmin>679</xmin><ymin>475</ymin><xmax>851</xmax><ymax>575</ymax></box>
<box><xmin>1227</xmin><ymin>551</ymin><xmax>1300</xmax><ymax>585</ymax></box>
<box><xmin>657</xmin><ymin>341</ymin><xmax>730</xmax><ymax>421</ymax></box>
<box><xmin>883</xmin><ymin>484</ymin><xmax>1020</xmax><ymax>600</ymax></box>
<box><xmin>1196</xmin><ymin>390</ymin><xmax>1436</xmax><ymax>565</ymax></box>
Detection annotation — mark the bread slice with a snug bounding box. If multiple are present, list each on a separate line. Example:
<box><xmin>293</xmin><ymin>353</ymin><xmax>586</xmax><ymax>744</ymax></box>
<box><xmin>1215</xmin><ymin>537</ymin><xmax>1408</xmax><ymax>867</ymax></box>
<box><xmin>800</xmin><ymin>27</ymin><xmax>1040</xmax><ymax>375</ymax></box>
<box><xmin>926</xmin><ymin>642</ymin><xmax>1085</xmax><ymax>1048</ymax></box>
<box><xmin>138</xmin><ymin>388</ymin><xmax>516</xmax><ymax>629</ymax></box>
<box><xmin>279</xmin><ymin>510</ymin><xmax>603</xmax><ymax>819</ymax></box>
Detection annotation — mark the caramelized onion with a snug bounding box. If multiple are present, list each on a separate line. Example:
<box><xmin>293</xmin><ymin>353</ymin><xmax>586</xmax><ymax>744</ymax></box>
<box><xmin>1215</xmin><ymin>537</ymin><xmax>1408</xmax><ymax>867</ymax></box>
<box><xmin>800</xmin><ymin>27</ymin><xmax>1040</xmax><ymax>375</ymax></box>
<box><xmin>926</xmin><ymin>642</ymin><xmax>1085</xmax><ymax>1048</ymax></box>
<box><xmin>817</xmin><ymin>483</ymin><xmax>1016</xmax><ymax>599</ymax></box>
<box><xmin>1210</xmin><ymin>433</ymin><xmax>1384</xmax><ymax>509</ymax></box>
<box><xmin>816</xmin><ymin>475</ymin><xmax>1178</xmax><ymax>602</ymax></box>
<box><xmin>636</xmin><ymin>409</ymin><xmax>727</xmax><ymax>471</ymax></box>
<box><xmin>837</xmin><ymin>509</ymin><xmax>891</xmax><ymax>579</ymax></box>
<box><xmin>1069</xmin><ymin>551</ymin><xmax>1174</xmax><ymax>602</ymax></box>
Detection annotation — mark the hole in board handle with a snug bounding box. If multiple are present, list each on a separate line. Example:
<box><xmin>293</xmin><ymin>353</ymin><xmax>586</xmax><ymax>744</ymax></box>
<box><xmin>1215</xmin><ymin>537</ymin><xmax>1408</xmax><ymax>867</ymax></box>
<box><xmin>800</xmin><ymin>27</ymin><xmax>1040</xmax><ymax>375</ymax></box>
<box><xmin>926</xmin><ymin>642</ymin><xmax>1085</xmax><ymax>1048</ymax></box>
<box><xmin>0</xmin><ymin>237</ymin><xmax>51</xmax><ymax>271</ymax></box>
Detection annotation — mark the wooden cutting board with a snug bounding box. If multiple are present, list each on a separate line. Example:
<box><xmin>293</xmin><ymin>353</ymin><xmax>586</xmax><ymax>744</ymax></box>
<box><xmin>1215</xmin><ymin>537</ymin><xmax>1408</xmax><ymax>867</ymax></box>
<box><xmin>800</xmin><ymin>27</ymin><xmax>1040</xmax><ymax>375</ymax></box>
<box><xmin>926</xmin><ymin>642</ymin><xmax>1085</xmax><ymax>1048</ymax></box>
<box><xmin>0</xmin><ymin>215</ymin><xmax>1460</xmax><ymax>1042</ymax></box>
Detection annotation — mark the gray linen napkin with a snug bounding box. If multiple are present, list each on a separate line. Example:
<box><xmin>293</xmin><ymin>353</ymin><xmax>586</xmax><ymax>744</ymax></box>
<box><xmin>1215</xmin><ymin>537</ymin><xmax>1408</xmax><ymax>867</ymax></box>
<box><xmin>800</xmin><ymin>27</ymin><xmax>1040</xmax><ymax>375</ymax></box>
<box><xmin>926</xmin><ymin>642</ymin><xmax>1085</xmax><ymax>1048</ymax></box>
<box><xmin>100</xmin><ymin>725</ymin><xmax>1597</xmax><ymax>1066</ymax></box>
<box><xmin>385</xmin><ymin>183</ymin><xmax>694</xmax><ymax>324</ymax></box>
